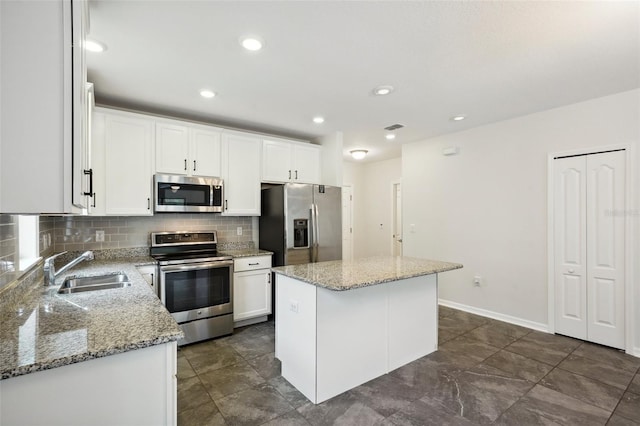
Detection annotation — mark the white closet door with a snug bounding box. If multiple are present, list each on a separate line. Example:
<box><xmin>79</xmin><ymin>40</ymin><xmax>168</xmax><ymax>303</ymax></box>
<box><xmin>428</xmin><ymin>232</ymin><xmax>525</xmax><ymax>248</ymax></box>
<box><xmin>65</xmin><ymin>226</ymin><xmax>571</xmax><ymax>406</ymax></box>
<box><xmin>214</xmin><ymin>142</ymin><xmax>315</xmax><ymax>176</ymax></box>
<box><xmin>586</xmin><ymin>151</ymin><xmax>625</xmax><ymax>349</ymax></box>
<box><xmin>554</xmin><ymin>157</ymin><xmax>588</xmax><ymax>340</ymax></box>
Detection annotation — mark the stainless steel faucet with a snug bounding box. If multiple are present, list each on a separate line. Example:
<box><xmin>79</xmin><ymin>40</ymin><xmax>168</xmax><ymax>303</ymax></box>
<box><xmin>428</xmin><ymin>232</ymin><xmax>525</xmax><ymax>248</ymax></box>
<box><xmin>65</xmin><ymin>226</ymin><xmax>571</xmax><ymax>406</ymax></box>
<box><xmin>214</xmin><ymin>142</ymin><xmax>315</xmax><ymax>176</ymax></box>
<box><xmin>43</xmin><ymin>251</ymin><xmax>94</xmax><ymax>286</ymax></box>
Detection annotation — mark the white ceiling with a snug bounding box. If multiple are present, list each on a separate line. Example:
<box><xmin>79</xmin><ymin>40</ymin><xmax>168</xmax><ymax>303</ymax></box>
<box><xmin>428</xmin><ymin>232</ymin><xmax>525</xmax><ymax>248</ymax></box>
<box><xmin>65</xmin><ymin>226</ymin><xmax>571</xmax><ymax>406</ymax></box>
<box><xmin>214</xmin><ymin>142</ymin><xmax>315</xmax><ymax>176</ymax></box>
<box><xmin>87</xmin><ymin>0</ymin><xmax>640</xmax><ymax>163</ymax></box>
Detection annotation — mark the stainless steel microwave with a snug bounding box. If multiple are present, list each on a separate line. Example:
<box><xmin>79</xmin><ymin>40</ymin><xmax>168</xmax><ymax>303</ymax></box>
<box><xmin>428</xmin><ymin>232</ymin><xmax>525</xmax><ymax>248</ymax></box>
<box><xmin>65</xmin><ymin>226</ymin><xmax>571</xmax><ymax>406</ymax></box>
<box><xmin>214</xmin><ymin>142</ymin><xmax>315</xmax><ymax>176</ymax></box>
<box><xmin>154</xmin><ymin>174</ymin><xmax>224</xmax><ymax>213</ymax></box>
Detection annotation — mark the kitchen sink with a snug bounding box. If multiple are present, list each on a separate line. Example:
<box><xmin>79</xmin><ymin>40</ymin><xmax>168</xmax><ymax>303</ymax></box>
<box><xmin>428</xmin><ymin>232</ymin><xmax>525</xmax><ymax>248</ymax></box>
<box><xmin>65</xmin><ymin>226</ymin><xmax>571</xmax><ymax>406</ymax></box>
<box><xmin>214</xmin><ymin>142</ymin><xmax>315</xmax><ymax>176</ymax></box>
<box><xmin>57</xmin><ymin>273</ymin><xmax>131</xmax><ymax>294</ymax></box>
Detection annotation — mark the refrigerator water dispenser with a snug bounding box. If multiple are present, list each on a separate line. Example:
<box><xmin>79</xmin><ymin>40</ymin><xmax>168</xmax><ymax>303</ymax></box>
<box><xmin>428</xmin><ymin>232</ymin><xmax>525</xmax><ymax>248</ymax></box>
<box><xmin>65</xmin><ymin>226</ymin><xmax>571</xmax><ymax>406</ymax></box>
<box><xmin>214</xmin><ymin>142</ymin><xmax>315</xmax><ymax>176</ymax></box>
<box><xmin>293</xmin><ymin>219</ymin><xmax>309</xmax><ymax>248</ymax></box>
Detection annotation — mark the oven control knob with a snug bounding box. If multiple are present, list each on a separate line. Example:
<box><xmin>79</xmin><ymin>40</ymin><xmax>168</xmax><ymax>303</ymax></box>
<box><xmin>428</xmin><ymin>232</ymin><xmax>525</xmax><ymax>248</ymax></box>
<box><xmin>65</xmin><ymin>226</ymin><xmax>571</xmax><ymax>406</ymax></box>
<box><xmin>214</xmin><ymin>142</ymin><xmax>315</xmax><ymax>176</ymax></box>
<box><xmin>197</xmin><ymin>310</ymin><xmax>202</xmax><ymax>315</ymax></box>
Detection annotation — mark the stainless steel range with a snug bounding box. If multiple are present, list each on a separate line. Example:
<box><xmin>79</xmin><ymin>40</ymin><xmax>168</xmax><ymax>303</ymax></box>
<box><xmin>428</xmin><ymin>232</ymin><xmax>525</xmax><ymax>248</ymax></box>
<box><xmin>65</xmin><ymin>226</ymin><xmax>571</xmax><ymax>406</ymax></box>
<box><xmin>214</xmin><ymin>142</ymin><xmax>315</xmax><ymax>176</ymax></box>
<box><xmin>150</xmin><ymin>231</ymin><xmax>233</xmax><ymax>346</ymax></box>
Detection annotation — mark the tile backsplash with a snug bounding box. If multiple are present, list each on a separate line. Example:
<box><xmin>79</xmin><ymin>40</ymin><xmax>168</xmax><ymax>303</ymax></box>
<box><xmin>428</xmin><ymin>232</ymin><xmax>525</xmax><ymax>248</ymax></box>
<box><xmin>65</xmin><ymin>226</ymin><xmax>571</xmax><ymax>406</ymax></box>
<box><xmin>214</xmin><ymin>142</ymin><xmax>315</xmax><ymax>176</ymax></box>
<box><xmin>49</xmin><ymin>214</ymin><xmax>254</xmax><ymax>252</ymax></box>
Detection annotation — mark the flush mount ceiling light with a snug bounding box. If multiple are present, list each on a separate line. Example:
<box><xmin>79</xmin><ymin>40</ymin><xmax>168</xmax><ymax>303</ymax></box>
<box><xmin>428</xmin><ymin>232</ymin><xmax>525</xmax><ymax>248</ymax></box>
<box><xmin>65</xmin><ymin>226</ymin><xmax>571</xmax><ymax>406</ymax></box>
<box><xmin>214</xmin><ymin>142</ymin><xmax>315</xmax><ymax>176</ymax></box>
<box><xmin>312</xmin><ymin>116</ymin><xmax>325</xmax><ymax>124</ymax></box>
<box><xmin>451</xmin><ymin>115</ymin><xmax>466</xmax><ymax>121</ymax></box>
<box><xmin>373</xmin><ymin>85</ymin><xmax>394</xmax><ymax>96</ymax></box>
<box><xmin>350</xmin><ymin>150</ymin><xmax>368</xmax><ymax>160</ymax></box>
<box><xmin>85</xmin><ymin>39</ymin><xmax>107</xmax><ymax>52</ymax></box>
<box><xmin>240</xmin><ymin>37</ymin><xmax>263</xmax><ymax>51</ymax></box>
<box><xmin>385</xmin><ymin>133</ymin><xmax>396</xmax><ymax>141</ymax></box>
<box><xmin>200</xmin><ymin>90</ymin><xmax>216</xmax><ymax>98</ymax></box>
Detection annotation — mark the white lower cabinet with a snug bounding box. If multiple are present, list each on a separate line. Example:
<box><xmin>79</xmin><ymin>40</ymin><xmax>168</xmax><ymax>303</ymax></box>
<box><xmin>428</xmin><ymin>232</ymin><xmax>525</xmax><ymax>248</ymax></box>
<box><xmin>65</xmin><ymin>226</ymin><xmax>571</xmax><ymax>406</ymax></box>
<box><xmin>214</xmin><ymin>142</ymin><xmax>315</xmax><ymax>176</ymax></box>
<box><xmin>0</xmin><ymin>342</ymin><xmax>177</xmax><ymax>426</ymax></box>
<box><xmin>136</xmin><ymin>264</ymin><xmax>158</xmax><ymax>295</ymax></box>
<box><xmin>233</xmin><ymin>255</ymin><xmax>272</xmax><ymax>326</ymax></box>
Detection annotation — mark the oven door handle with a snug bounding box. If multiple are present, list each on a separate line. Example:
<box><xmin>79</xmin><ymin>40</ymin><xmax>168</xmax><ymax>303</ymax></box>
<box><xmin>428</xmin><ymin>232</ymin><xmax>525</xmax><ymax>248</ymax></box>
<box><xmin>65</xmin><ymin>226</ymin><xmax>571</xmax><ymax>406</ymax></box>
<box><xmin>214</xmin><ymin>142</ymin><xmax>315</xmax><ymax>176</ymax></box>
<box><xmin>159</xmin><ymin>260</ymin><xmax>234</xmax><ymax>273</ymax></box>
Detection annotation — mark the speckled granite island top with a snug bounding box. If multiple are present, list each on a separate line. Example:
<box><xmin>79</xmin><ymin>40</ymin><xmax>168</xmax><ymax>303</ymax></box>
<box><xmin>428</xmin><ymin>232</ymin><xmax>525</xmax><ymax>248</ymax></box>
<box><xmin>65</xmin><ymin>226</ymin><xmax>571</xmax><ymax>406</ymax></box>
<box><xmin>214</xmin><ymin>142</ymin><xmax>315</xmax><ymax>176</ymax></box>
<box><xmin>272</xmin><ymin>256</ymin><xmax>463</xmax><ymax>290</ymax></box>
<box><xmin>0</xmin><ymin>258</ymin><xmax>183</xmax><ymax>380</ymax></box>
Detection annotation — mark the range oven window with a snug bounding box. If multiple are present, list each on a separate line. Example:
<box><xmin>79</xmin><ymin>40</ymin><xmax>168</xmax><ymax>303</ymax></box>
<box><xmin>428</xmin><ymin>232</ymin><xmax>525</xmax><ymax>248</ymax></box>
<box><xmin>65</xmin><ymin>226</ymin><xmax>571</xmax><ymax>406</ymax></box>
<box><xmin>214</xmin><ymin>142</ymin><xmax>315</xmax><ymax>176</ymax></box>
<box><xmin>157</xmin><ymin>182</ymin><xmax>211</xmax><ymax>207</ymax></box>
<box><xmin>164</xmin><ymin>267</ymin><xmax>230</xmax><ymax>313</ymax></box>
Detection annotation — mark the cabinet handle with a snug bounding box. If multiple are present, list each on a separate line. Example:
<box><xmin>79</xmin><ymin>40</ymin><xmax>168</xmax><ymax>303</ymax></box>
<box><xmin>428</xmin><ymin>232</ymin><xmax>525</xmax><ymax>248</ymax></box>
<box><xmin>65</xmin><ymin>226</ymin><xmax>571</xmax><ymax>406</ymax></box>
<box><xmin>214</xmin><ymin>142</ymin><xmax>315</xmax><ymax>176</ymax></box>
<box><xmin>568</xmin><ymin>269</ymin><xmax>575</xmax><ymax>274</ymax></box>
<box><xmin>248</xmin><ymin>262</ymin><xmax>259</xmax><ymax>266</ymax></box>
<box><xmin>295</xmin><ymin>170</ymin><xmax>298</xmax><ymax>180</ymax></box>
<box><xmin>225</xmin><ymin>200</ymin><xmax>228</xmax><ymax>211</ymax></box>
<box><xmin>147</xmin><ymin>198</ymin><xmax>151</xmax><ymax>210</ymax></box>
<box><xmin>193</xmin><ymin>160</ymin><xmax>196</xmax><ymax>172</ymax></box>
<box><xmin>91</xmin><ymin>193</ymin><xmax>96</xmax><ymax>208</ymax></box>
<box><xmin>184</xmin><ymin>159</ymin><xmax>187</xmax><ymax>171</ymax></box>
<box><xmin>267</xmin><ymin>272</ymin><xmax>271</xmax><ymax>284</ymax></box>
<box><xmin>288</xmin><ymin>170</ymin><xmax>291</xmax><ymax>179</ymax></box>
<box><xmin>83</xmin><ymin>169</ymin><xmax>93</xmax><ymax>196</ymax></box>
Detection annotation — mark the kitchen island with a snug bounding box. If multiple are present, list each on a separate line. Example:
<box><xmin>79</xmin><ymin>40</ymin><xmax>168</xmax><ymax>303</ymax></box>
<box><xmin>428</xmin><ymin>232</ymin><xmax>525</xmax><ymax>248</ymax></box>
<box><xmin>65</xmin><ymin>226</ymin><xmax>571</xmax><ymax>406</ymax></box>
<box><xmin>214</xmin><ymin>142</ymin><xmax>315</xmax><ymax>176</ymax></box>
<box><xmin>273</xmin><ymin>256</ymin><xmax>462</xmax><ymax>404</ymax></box>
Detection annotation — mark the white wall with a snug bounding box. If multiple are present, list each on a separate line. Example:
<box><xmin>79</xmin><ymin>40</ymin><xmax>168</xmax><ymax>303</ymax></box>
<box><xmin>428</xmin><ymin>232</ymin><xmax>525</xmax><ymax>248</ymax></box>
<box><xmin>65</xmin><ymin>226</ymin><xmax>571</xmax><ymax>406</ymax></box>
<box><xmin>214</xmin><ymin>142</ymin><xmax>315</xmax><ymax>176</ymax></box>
<box><xmin>402</xmin><ymin>89</ymin><xmax>640</xmax><ymax>351</ymax></box>
<box><xmin>344</xmin><ymin>158</ymin><xmax>402</xmax><ymax>258</ymax></box>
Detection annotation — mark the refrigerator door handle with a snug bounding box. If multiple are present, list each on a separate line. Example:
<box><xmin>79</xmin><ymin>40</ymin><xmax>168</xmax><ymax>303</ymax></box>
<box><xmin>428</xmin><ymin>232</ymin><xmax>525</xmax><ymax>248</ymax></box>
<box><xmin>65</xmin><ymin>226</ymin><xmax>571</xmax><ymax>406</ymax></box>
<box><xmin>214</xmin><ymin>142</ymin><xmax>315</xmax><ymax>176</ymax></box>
<box><xmin>312</xmin><ymin>203</ymin><xmax>320</xmax><ymax>262</ymax></box>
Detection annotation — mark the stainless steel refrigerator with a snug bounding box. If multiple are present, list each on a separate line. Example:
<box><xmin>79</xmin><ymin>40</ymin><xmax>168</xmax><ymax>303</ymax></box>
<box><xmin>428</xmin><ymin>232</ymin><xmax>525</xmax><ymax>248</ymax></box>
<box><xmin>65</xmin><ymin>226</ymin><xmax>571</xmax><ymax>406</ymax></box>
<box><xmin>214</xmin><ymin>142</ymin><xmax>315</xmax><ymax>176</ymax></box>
<box><xmin>259</xmin><ymin>183</ymin><xmax>342</xmax><ymax>267</ymax></box>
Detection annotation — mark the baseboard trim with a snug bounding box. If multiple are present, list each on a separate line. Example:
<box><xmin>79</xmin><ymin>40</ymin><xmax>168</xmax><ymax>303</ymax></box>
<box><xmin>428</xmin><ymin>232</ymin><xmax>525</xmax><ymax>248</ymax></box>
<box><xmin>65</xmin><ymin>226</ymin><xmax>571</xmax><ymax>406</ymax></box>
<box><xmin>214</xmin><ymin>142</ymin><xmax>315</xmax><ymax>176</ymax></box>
<box><xmin>438</xmin><ymin>299</ymin><xmax>549</xmax><ymax>333</ymax></box>
<box><xmin>632</xmin><ymin>347</ymin><xmax>640</xmax><ymax>358</ymax></box>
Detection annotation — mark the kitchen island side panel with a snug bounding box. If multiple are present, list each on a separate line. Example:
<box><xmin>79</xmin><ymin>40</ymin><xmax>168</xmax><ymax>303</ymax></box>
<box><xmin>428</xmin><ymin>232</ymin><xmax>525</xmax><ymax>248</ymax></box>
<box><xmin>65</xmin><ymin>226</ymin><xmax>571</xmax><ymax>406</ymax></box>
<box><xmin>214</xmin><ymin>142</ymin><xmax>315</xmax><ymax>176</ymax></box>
<box><xmin>387</xmin><ymin>274</ymin><xmax>438</xmax><ymax>370</ymax></box>
<box><xmin>275</xmin><ymin>275</ymin><xmax>318</xmax><ymax>402</ymax></box>
<box><xmin>316</xmin><ymin>283</ymin><xmax>388</xmax><ymax>403</ymax></box>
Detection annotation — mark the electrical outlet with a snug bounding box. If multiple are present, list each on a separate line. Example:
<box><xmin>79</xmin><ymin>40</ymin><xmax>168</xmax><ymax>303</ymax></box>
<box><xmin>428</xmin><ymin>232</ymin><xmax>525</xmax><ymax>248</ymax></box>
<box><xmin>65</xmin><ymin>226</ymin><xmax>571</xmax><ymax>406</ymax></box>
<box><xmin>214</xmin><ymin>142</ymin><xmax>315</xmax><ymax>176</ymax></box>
<box><xmin>473</xmin><ymin>275</ymin><xmax>482</xmax><ymax>287</ymax></box>
<box><xmin>237</xmin><ymin>226</ymin><xmax>243</xmax><ymax>236</ymax></box>
<box><xmin>289</xmin><ymin>300</ymin><xmax>299</xmax><ymax>313</ymax></box>
<box><xmin>96</xmin><ymin>230</ymin><xmax>105</xmax><ymax>242</ymax></box>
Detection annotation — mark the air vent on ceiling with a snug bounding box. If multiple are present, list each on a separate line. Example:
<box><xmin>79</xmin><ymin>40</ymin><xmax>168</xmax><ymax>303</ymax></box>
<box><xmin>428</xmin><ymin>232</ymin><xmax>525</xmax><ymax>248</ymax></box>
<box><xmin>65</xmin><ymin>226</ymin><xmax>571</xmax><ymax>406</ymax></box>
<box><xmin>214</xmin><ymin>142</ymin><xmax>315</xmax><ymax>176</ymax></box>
<box><xmin>384</xmin><ymin>124</ymin><xmax>404</xmax><ymax>131</ymax></box>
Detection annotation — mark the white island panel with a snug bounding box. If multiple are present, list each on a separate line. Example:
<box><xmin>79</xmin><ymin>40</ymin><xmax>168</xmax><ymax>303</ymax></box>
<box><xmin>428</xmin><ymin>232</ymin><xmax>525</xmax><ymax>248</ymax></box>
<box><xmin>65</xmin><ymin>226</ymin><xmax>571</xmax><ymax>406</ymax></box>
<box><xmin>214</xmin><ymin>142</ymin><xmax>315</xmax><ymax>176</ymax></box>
<box><xmin>388</xmin><ymin>274</ymin><xmax>438</xmax><ymax>370</ymax></box>
<box><xmin>276</xmin><ymin>272</ymin><xmax>440</xmax><ymax>404</ymax></box>
<box><xmin>316</xmin><ymin>283</ymin><xmax>388</xmax><ymax>403</ymax></box>
<box><xmin>276</xmin><ymin>275</ymin><xmax>318</xmax><ymax>401</ymax></box>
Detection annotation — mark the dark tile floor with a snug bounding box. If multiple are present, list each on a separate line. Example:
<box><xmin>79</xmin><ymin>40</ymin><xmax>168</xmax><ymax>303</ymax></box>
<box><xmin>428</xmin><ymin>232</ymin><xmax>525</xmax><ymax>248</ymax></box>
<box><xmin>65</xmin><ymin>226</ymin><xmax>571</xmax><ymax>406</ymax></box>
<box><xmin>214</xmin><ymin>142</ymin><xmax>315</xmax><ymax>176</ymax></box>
<box><xmin>176</xmin><ymin>307</ymin><xmax>640</xmax><ymax>426</ymax></box>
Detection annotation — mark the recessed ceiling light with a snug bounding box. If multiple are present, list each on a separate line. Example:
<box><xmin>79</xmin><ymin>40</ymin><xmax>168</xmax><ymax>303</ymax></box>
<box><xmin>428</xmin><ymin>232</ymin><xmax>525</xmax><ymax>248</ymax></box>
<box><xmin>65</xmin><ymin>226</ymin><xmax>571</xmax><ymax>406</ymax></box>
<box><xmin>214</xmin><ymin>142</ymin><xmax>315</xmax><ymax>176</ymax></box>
<box><xmin>385</xmin><ymin>133</ymin><xmax>396</xmax><ymax>140</ymax></box>
<box><xmin>373</xmin><ymin>85</ymin><xmax>394</xmax><ymax>96</ymax></box>
<box><xmin>350</xmin><ymin>150</ymin><xmax>368</xmax><ymax>160</ymax></box>
<box><xmin>241</xmin><ymin>37</ymin><xmax>263</xmax><ymax>51</ymax></box>
<box><xmin>451</xmin><ymin>115</ymin><xmax>466</xmax><ymax>121</ymax></box>
<box><xmin>312</xmin><ymin>116</ymin><xmax>325</xmax><ymax>124</ymax></box>
<box><xmin>200</xmin><ymin>90</ymin><xmax>216</xmax><ymax>98</ymax></box>
<box><xmin>85</xmin><ymin>39</ymin><xmax>107</xmax><ymax>52</ymax></box>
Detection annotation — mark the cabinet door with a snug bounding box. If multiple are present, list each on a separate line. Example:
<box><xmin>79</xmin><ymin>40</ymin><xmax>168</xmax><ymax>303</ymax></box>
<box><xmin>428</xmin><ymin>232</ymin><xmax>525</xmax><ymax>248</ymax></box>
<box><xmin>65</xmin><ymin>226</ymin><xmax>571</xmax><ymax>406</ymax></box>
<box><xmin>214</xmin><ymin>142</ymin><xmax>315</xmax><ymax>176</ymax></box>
<box><xmin>191</xmin><ymin>127</ymin><xmax>222</xmax><ymax>177</ymax></box>
<box><xmin>262</xmin><ymin>139</ymin><xmax>293</xmax><ymax>182</ymax></box>
<box><xmin>136</xmin><ymin>265</ymin><xmax>157</xmax><ymax>295</ymax></box>
<box><xmin>89</xmin><ymin>110</ymin><xmax>106</xmax><ymax>215</ymax></box>
<box><xmin>293</xmin><ymin>144</ymin><xmax>321</xmax><ymax>184</ymax></box>
<box><xmin>234</xmin><ymin>269</ymin><xmax>272</xmax><ymax>321</ymax></box>
<box><xmin>221</xmin><ymin>132</ymin><xmax>261</xmax><ymax>216</ymax></box>
<box><xmin>155</xmin><ymin>122</ymin><xmax>189</xmax><ymax>175</ymax></box>
<box><xmin>105</xmin><ymin>113</ymin><xmax>154</xmax><ymax>215</ymax></box>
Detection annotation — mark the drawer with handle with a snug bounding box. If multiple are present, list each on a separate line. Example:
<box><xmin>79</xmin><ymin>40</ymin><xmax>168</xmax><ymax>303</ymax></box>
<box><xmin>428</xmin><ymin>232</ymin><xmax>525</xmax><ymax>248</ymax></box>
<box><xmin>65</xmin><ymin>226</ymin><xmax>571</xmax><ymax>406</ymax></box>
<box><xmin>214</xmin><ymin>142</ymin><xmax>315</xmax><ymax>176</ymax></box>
<box><xmin>234</xmin><ymin>255</ymin><xmax>272</xmax><ymax>272</ymax></box>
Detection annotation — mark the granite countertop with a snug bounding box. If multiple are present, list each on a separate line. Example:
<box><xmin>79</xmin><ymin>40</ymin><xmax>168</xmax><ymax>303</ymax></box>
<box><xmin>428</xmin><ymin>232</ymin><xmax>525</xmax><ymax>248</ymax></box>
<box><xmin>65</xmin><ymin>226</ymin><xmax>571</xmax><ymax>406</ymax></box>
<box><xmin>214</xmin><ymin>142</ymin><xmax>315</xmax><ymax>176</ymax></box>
<box><xmin>220</xmin><ymin>248</ymin><xmax>273</xmax><ymax>258</ymax></box>
<box><xmin>0</xmin><ymin>258</ymin><xmax>182</xmax><ymax>380</ymax></box>
<box><xmin>272</xmin><ymin>256</ymin><xmax>463</xmax><ymax>291</ymax></box>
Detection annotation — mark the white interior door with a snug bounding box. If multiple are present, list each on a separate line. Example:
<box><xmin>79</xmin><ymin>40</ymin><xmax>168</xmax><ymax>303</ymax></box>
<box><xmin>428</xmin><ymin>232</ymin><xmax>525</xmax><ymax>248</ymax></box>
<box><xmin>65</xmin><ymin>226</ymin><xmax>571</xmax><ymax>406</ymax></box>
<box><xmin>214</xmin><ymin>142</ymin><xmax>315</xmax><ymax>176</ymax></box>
<box><xmin>554</xmin><ymin>156</ymin><xmax>588</xmax><ymax>340</ymax></box>
<box><xmin>553</xmin><ymin>150</ymin><xmax>626</xmax><ymax>349</ymax></box>
<box><xmin>341</xmin><ymin>186</ymin><xmax>353</xmax><ymax>261</ymax></box>
<box><xmin>393</xmin><ymin>183</ymin><xmax>402</xmax><ymax>256</ymax></box>
<box><xmin>586</xmin><ymin>151</ymin><xmax>625</xmax><ymax>349</ymax></box>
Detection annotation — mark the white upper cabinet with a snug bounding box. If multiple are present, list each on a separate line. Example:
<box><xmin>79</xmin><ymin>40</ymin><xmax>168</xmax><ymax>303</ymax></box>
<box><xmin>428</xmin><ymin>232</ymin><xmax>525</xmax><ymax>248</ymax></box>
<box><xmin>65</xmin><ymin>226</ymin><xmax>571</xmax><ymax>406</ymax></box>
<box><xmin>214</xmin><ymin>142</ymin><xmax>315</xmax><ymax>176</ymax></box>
<box><xmin>190</xmin><ymin>126</ymin><xmax>222</xmax><ymax>177</ymax></box>
<box><xmin>0</xmin><ymin>0</ymin><xmax>89</xmax><ymax>213</ymax></box>
<box><xmin>103</xmin><ymin>111</ymin><xmax>154</xmax><ymax>215</ymax></box>
<box><xmin>155</xmin><ymin>123</ymin><xmax>189</xmax><ymax>175</ymax></box>
<box><xmin>155</xmin><ymin>121</ymin><xmax>222</xmax><ymax>177</ymax></box>
<box><xmin>222</xmin><ymin>131</ymin><xmax>261</xmax><ymax>216</ymax></box>
<box><xmin>262</xmin><ymin>139</ymin><xmax>320</xmax><ymax>184</ymax></box>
